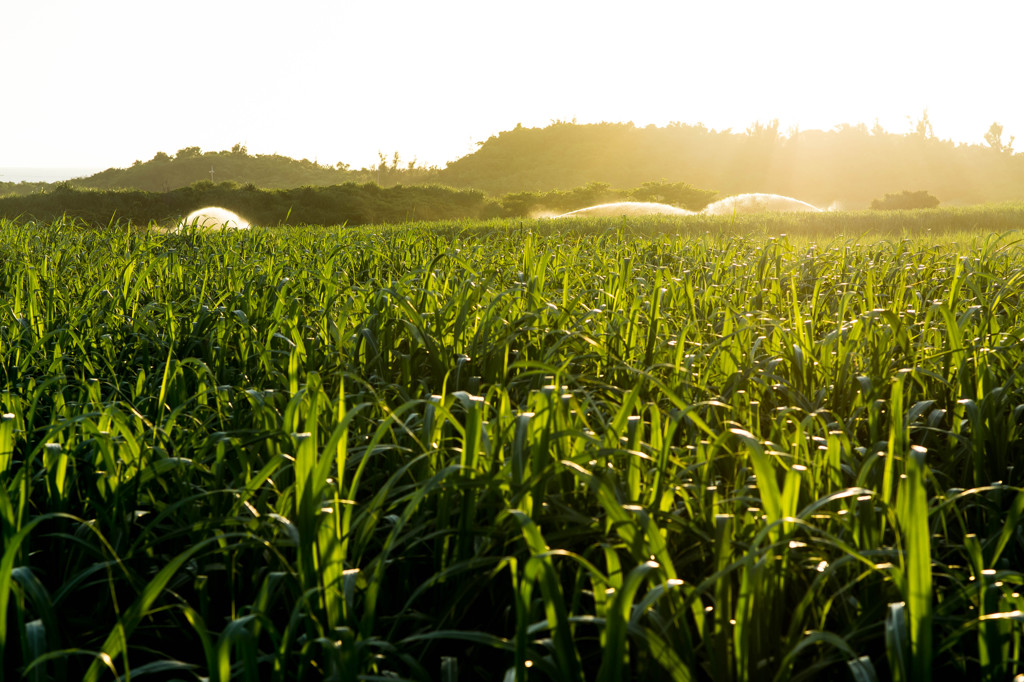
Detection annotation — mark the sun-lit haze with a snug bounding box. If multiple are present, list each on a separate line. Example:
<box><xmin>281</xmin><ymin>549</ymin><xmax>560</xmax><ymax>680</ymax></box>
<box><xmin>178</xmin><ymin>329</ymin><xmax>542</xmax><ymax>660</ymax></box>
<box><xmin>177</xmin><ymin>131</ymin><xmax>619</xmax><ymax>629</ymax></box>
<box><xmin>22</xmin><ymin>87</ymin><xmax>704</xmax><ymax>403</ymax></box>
<box><xmin>553</xmin><ymin>193</ymin><xmax>825</xmax><ymax>218</ymax></box>
<box><xmin>3</xmin><ymin>0</ymin><xmax>1022</xmax><ymax>180</ymax></box>
<box><xmin>179</xmin><ymin>206</ymin><xmax>251</xmax><ymax>231</ymax></box>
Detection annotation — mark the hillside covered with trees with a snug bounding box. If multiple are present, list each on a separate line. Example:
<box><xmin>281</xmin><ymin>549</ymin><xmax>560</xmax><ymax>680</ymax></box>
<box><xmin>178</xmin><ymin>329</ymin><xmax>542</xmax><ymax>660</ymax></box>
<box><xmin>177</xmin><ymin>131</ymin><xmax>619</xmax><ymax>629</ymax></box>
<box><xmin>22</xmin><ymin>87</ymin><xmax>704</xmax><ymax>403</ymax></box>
<box><xmin>0</xmin><ymin>179</ymin><xmax>725</xmax><ymax>227</ymax></box>
<box><xmin>0</xmin><ymin>182</ymin><xmax>489</xmax><ymax>227</ymax></box>
<box><xmin>437</xmin><ymin>119</ymin><xmax>1023</xmax><ymax>208</ymax></box>
<box><xmin>0</xmin><ymin>145</ymin><xmax>440</xmax><ymax>196</ymax></box>
<box><xmin>3</xmin><ymin>119</ymin><xmax>1021</xmax><ymax>210</ymax></box>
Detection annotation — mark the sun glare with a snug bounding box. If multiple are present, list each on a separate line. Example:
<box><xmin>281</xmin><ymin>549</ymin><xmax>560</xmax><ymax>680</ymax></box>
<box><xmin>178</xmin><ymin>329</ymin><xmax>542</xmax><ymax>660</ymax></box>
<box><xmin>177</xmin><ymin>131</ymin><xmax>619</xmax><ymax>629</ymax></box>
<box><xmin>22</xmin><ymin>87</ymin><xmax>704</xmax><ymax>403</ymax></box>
<box><xmin>2</xmin><ymin>1</ymin><xmax>1021</xmax><ymax>171</ymax></box>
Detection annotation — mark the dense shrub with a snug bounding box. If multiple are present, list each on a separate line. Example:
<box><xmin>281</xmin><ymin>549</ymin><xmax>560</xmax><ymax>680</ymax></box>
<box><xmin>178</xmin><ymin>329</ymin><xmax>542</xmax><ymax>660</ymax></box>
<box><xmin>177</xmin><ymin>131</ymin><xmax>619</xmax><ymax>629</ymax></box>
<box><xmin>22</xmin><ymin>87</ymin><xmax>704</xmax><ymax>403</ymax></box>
<box><xmin>870</xmin><ymin>189</ymin><xmax>941</xmax><ymax>210</ymax></box>
<box><xmin>0</xmin><ymin>182</ymin><xmax>500</xmax><ymax>227</ymax></box>
<box><xmin>0</xmin><ymin>180</ymin><xmax>719</xmax><ymax>226</ymax></box>
<box><xmin>500</xmin><ymin>180</ymin><xmax>718</xmax><ymax>216</ymax></box>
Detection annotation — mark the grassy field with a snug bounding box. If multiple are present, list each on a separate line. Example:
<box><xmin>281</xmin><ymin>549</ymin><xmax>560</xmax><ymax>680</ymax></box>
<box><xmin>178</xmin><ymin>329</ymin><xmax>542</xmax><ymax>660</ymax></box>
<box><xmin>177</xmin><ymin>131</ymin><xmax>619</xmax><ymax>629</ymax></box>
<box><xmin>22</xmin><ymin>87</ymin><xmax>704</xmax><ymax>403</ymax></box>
<box><xmin>1</xmin><ymin>205</ymin><xmax>1024</xmax><ymax>680</ymax></box>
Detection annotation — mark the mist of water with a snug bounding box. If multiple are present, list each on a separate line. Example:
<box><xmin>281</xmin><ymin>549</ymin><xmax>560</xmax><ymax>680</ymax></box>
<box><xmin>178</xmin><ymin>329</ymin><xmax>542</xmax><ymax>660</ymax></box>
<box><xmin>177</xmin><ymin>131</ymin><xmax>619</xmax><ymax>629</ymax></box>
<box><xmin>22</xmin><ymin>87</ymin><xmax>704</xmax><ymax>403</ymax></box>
<box><xmin>700</xmin><ymin>193</ymin><xmax>822</xmax><ymax>215</ymax></box>
<box><xmin>553</xmin><ymin>201</ymin><xmax>696</xmax><ymax>218</ymax></box>
<box><xmin>178</xmin><ymin>207</ymin><xmax>251</xmax><ymax>230</ymax></box>
<box><xmin>553</xmin><ymin>193</ymin><xmax>824</xmax><ymax>219</ymax></box>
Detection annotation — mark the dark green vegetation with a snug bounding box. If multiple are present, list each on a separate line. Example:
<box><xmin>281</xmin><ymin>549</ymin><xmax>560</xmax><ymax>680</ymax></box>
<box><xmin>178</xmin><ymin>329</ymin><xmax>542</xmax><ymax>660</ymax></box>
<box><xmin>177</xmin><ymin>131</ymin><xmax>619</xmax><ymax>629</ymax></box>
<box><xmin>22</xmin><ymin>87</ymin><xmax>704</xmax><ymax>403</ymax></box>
<box><xmin>2</xmin><ymin>207</ymin><xmax>1024</xmax><ymax>681</ymax></box>
<box><xmin>871</xmin><ymin>191</ymin><xmax>942</xmax><ymax>211</ymax></box>
<box><xmin>5</xmin><ymin>119</ymin><xmax>1022</xmax><ymax>209</ymax></box>
<box><xmin>0</xmin><ymin>180</ymin><xmax>719</xmax><ymax>227</ymax></box>
<box><xmin>438</xmin><ymin>120</ymin><xmax>1023</xmax><ymax>206</ymax></box>
<box><xmin>501</xmin><ymin>181</ymin><xmax>718</xmax><ymax>217</ymax></box>
<box><xmin>0</xmin><ymin>182</ymin><xmax>498</xmax><ymax>228</ymax></box>
<box><xmin>0</xmin><ymin>146</ymin><xmax>437</xmax><ymax>197</ymax></box>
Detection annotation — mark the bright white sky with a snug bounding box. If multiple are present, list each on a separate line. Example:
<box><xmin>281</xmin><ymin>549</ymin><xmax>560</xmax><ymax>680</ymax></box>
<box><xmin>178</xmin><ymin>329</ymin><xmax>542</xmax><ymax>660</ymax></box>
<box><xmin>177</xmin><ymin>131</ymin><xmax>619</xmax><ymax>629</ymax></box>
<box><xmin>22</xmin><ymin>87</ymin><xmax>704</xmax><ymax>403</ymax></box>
<box><xmin>3</xmin><ymin>0</ymin><xmax>1022</xmax><ymax>172</ymax></box>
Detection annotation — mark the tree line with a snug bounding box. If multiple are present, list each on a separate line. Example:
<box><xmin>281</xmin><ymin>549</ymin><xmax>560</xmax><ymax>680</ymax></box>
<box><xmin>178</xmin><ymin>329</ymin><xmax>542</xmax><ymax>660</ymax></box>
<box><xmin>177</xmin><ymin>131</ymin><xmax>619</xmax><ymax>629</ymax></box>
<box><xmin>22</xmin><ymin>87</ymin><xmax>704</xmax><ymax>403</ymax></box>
<box><xmin>0</xmin><ymin>144</ymin><xmax>439</xmax><ymax>197</ymax></box>
<box><xmin>3</xmin><ymin>118</ymin><xmax>1020</xmax><ymax>210</ymax></box>
<box><xmin>438</xmin><ymin>118</ymin><xmax>1023</xmax><ymax>207</ymax></box>
<box><xmin>0</xmin><ymin>179</ymin><xmax>725</xmax><ymax>227</ymax></box>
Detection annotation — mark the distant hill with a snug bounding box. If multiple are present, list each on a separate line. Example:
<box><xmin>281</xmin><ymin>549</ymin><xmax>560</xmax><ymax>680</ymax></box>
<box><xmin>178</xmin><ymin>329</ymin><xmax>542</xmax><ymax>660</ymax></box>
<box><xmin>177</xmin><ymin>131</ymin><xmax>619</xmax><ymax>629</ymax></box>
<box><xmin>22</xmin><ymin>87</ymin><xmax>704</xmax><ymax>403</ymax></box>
<box><xmin>436</xmin><ymin>121</ymin><xmax>1024</xmax><ymax>208</ymax></box>
<box><xmin>437</xmin><ymin>122</ymin><xmax>723</xmax><ymax>195</ymax></box>
<box><xmin>84</xmin><ymin>148</ymin><xmax>364</xmax><ymax>191</ymax></box>
<box><xmin>0</xmin><ymin>146</ymin><xmax>441</xmax><ymax>196</ymax></box>
<box><xmin>4</xmin><ymin>122</ymin><xmax>1023</xmax><ymax>209</ymax></box>
<box><xmin>0</xmin><ymin>181</ymin><xmax>499</xmax><ymax>226</ymax></box>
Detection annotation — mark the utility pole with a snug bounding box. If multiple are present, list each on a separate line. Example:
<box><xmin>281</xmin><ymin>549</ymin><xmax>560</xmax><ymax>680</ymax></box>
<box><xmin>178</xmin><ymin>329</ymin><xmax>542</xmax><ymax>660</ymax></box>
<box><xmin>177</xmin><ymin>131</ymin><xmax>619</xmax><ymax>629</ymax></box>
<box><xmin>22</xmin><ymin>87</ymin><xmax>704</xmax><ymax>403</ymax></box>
<box><xmin>209</xmin><ymin>166</ymin><xmax>215</xmax><ymax>182</ymax></box>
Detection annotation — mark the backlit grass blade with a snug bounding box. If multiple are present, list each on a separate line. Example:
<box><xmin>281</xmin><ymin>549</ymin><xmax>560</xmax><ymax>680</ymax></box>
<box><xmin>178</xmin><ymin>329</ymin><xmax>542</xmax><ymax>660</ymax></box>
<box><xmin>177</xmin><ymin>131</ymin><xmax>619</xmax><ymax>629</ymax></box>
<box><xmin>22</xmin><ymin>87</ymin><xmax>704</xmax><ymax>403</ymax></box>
<box><xmin>730</xmin><ymin>428</ymin><xmax>782</xmax><ymax>530</ymax></box>
<box><xmin>597</xmin><ymin>560</ymin><xmax>659</xmax><ymax>682</ymax></box>
<box><xmin>216</xmin><ymin>614</ymin><xmax>261</xmax><ymax>682</ymax></box>
<box><xmin>10</xmin><ymin>565</ymin><xmax>63</xmax><ymax>681</ymax></box>
<box><xmin>899</xmin><ymin>444</ymin><xmax>932</xmax><ymax>682</ymax></box>
<box><xmin>509</xmin><ymin>510</ymin><xmax>584</xmax><ymax>682</ymax></box>
<box><xmin>0</xmin><ymin>412</ymin><xmax>15</xmax><ymax>475</ymax></box>
<box><xmin>773</xmin><ymin>629</ymin><xmax>859</xmax><ymax>682</ymax></box>
<box><xmin>886</xmin><ymin>601</ymin><xmax>910</xmax><ymax>682</ymax></box>
<box><xmin>83</xmin><ymin>535</ymin><xmax>233</xmax><ymax>682</ymax></box>
<box><xmin>847</xmin><ymin>655</ymin><xmax>880</xmax><ymax>682</ymax></box>
<box><xmin>0</xmin><ymin>515</ymin><xmax>56</xmax><ymax>655</ymax></box>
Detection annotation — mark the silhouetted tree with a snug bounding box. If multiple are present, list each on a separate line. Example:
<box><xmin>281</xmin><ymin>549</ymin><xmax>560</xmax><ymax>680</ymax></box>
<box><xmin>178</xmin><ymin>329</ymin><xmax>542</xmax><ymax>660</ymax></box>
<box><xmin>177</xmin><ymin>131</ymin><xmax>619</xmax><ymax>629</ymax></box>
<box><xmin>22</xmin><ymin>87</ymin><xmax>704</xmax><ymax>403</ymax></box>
<box><xmin>438</xmin><ymin>120</ymin><xmax>1024</xmax><ymax>206</ymax></box>
<box><xmin>984</xmin><ymin>123</ymin><xmax>1015</xmax><ymax>154</ymax></box>
<box><xmin>628</xmin><ymin>181</ymin><xmax>718</xmax><ymax>209</ymax></box>
<box><xmin>870</xmin><ymin>190</ymin><xmax>940</xmax><ymax>210</ymax></box>
<box><xmin>909</xmin><ymin>110</ymin><xmax>934</xmax><ymax>139</ymax></box>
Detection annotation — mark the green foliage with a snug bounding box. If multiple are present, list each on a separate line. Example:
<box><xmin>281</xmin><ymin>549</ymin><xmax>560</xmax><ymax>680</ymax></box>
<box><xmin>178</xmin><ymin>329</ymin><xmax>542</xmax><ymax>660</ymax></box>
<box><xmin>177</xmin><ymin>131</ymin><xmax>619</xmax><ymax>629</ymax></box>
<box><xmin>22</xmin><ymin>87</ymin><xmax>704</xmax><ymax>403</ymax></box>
<box><xmin>436</xmin><ymin>121</ymin><xmax>1024</xmax><ymax>207</ymax></box>
<box><xmin>5</xmin><ymin>120</ymin><xmax>1024</xmax><ymax>209</ymax></box>
<box><xmin>628</xmin><ymin>180</ymin><xmax>719</xmax><ymax>208</ymax></box>
<box><xmin>0</xmin><ymin>180</ymin><xmax>722</xmax><ymax>226</ymax></box>
<box><xmin>501</xmin><ymin>181</ymin><xmax>719</xmax><ymax>216</ymax></box>
<box><xmin>870</xmin><ymin>190</ymin><xmax>941</xmax><ymax>210</ymax></box>
<box><xmin>175</xmin><ymin>146</ymin><xmax>203</xmax><ymax>160</ymax></box>
<box><xmin>0</xmin><ymin>147</ymin><xmax>442</xmax><ymax>197</ymax></box>
<box><xmin>984</xmin><ymin>123</ymin><xmax>1015</xmax><ymax>154</ymax></box>
<box><xmin>0</xmin><ymin>182</ymin><xmax>501</xmax><ymax>226</ymax></box>
<box><xmin>501</xmin><ymin>181</ymin><xmax>620</xmax><ymax>216</ymax></box>
<box><xmin>1</xmin><ymin>212</ymin><xmax>1024</xmax><ymax>680</ymax></box>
